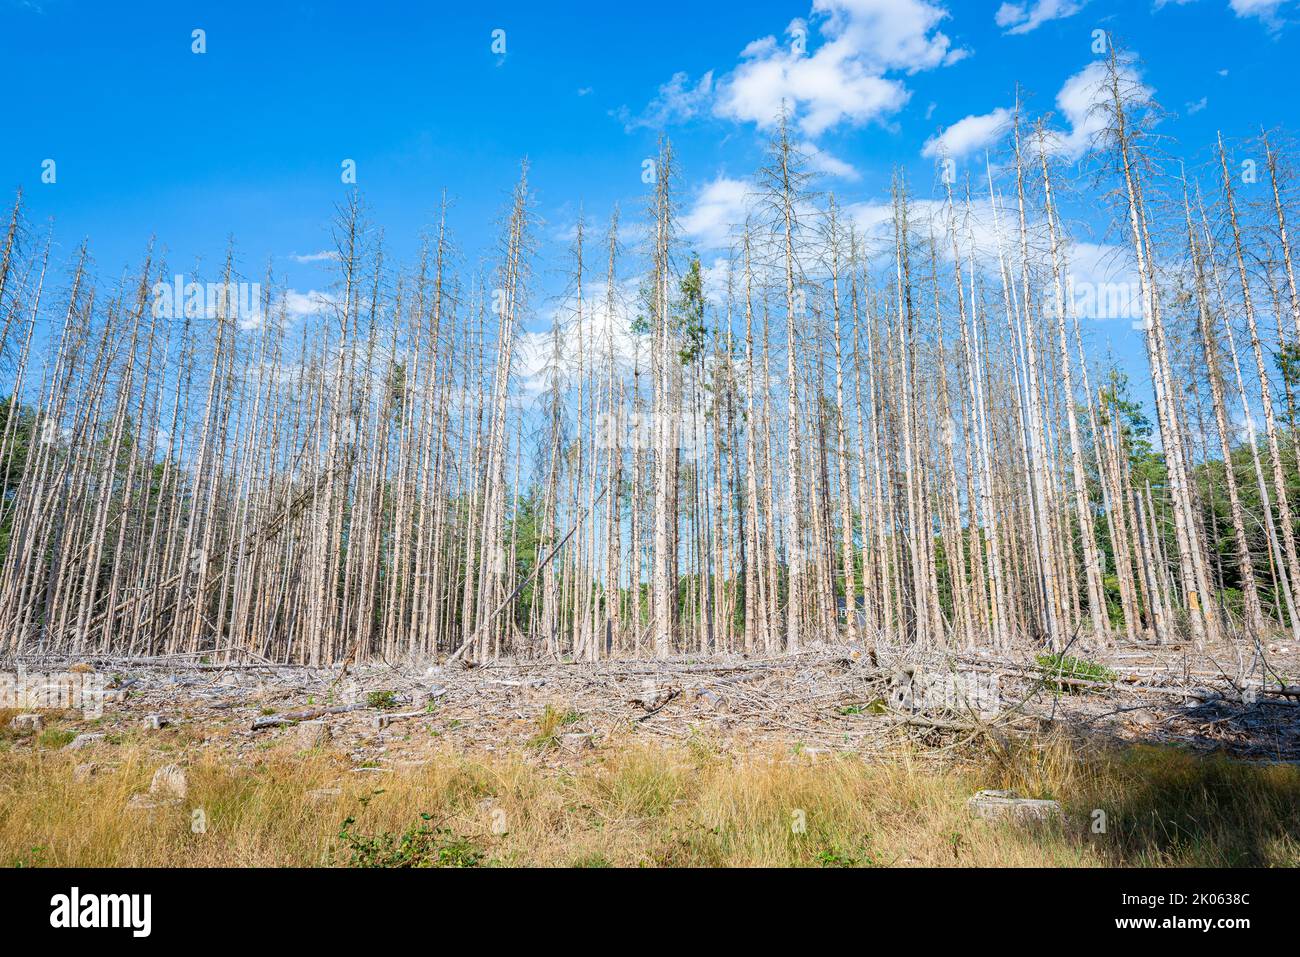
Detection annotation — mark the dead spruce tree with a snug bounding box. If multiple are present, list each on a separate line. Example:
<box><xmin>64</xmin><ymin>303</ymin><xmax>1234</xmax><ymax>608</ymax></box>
<box><xmin>7</xmin><ymin>81</ymin><xmax>1300</xmax><ymax>663</ymax></box>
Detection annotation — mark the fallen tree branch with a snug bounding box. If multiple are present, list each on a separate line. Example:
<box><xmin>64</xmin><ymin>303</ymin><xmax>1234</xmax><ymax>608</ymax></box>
<box><xmin>251</xmin><ymin>702</ymin><xmax>371</xmax><ymax>730</ymax></box>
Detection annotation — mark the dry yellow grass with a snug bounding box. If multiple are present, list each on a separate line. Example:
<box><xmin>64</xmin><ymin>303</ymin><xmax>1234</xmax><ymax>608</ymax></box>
<box><xmin>2</xmin><ymin>721</ymin><xmax>1298</xmax><ymax>867</ymax></box>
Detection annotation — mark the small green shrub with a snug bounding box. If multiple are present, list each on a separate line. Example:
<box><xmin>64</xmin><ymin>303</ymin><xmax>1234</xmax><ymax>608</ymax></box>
<box><xmin>336</xmin><ymin>813</ymin><xmax>482</xmax><ymax>868</ymax></box>
<box><xmin>1035</xmin><ymin>653</ymin><xmax>1117</xmax><ymax>693</ymax></box>
<box><xmin>366</xmin><ymin>690</ymin><xmax>398</xmax><ymax>710</ymax></box>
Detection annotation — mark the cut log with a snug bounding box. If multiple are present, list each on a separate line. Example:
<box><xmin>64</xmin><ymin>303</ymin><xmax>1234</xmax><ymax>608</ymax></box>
<box><xmin>966</xmin><ymin>789</ymin><xmax>1061</xmax><ymax>825</ymax></box>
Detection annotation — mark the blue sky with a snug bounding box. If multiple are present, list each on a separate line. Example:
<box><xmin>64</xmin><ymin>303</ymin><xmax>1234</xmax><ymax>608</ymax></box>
<box><xmin>3</xmin><ymin>0</ymin><xmax>1300</xmax><ymax>384</ymax></box>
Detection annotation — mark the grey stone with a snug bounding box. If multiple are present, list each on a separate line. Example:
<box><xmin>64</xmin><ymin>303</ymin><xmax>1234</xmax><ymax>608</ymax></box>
<box><xmin>1129</xmin><ymin>709</ymin><xmax>1158</xmax><ymax>727</ymax></box>
<box><xmin>10</xmin><ymin>713</ymin><xmax>43</xmax><ymax>732</ymax></box>
<box><xmin>149</xmin><ymin>763</ymin><xmax>188</xmax><ymax>800</ymax></box>
<box><xmin>297</xmin><ymin>720</ymin><xmax>330</xmax><ymax>749</ymax></box>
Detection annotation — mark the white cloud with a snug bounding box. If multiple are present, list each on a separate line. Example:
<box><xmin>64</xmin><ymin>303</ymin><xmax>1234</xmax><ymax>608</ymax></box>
<box><xmin>715</xmin><ymin>1</ymin><xmax>968</xmax><ymax>136</ymax></box>
<box><xmin>680</xmin><ymin>176</ymin><xmax>756</xmax><ymax>251</ymax></box>
<box><xmin>619</xmin><ymin>70</ymin><xmax>714</xmax><ymax>130</ymax></box>
<box><xmin>921</xmin><ymin>107</ymin><xmax>1012</xmax><ymax>160</ymax></box>
<box><xmin>233</xmin><ymin>288</ymin><xmax>336</xmax><ymax>334</ymax></box>
<box><xmin>1185</xmin><ymin>96</ymin><xmax>1208</xmax><ymax>115</ymax></box>
<box><xmin>1045</xmin><ymin>57</ymin><xmax>1152</xmax><ymax>161</ymax></box>
<box><xmin>627</xmin><ymin>0</ymin><xmax>967</xmax><ymax>139</ymax></box>
<box><xmin>811</xmin><ymin>0</ymin><xmax>968</xmax><ymax>73</ymax></box>
<box><xmin>1229</xmin><ymin>0</ymin><xmax>1293</xmax><ymax>26</ymax></box>
<box><xmin>281</xmin><ymin>289</ymin><xmax>336</xmax><ymax>320</ymax></box>
<box><xmin>1157</xmin><ymin>0</ymin><xmax>1294</xmax><ymax>28</ymax></box>
<box><xmin>842</xmin><ymin>195</ymin><xmax>1005</xmax><ymax>262</ymax></box>
<box><xmin>288</xmin><ymin>250</ymin><xmax>338</xmax><ymax>264</ymax></box>
<box><xmin>841</xmin><ymin>195</ymin><xmax>1140</xmax><ymax>322</ymax></box>
<box><xmin>799</xmin><ymin>140</ymin><xmax>861</xmax><ymax>179</ymax></box>
<box><xmin>995</xmin><ymin>0</ymin><xmax>1086</xmax><ymax>34</ymax></box>
<box><xmin>700</xmin><ymin>257</ymin><xmax>734</xmax><ymax>305</ymax></box>
<box><xmin>715</xmin><ymin>31</ymin><xmax>904</xmax><ymax>136</ymax></box>
<box><xmin>517</xmin><ymin>277</ymin><xmax>643</xmax><ymax>398</ymax></box>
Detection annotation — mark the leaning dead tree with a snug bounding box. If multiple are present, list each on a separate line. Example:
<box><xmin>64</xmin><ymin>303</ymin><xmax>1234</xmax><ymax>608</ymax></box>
<box><xmin>5</xmin><ymin>47</ymin><xmax>1300</xmax><ymax>664</ymax></box>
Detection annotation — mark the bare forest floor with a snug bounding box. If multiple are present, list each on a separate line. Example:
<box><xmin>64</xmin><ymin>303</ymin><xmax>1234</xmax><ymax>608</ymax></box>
<box><xmin>2</xmin><ymin>635</ymin><xmax>1299</xmax><ymax>867</ymax></box>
